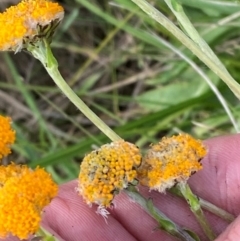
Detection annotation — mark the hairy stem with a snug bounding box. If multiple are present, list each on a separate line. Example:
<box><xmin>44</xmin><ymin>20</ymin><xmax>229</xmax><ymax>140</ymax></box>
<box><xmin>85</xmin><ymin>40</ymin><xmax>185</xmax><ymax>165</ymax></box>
<box><xmin>124</xmin><ymin>186</ymin><xmax>199</xmax><ymax>241</ymax></box>
<box><xmin>28</xmin><ymin>39</ymin><xmax>121</xmax><ymax>142</ymax></box>
<box><xmin>177</xmin><ymin>182</ymin><xmax>216</xmax><ymax>241</ymax></box>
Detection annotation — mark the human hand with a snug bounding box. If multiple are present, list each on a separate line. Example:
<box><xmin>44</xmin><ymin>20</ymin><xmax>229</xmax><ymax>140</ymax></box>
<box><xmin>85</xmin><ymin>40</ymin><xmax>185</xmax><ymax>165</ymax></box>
<box><xmin>4</xmin><ymin>134</ymin><xmax>240</xmax><ymax>241</ymax></box>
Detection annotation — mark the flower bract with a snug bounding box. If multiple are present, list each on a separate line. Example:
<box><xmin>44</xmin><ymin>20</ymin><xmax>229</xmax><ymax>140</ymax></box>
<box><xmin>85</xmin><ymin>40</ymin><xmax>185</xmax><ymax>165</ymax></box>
<box><xmin>0</xmin><ymin>116</ymin><xmax>15</xmax><ymax>160</ymax></box>
<box><xmin>78</xmin><ymin>140</ymin><xmax>141</xmax><ymax>208</ymax></box>
<box><xmin>0</xmin><ymin>0</ymin><xmax>64</xmax><ymax>52</ymax></box>
<box><xmin>137</xmin><ymin>134</ymin><xmax>206</xmax><ymax>192</ymax></box>
<box><xmin>0</xmin><ymin>163</ymin><xmax>58</xmax><ymax>239</ymax></box>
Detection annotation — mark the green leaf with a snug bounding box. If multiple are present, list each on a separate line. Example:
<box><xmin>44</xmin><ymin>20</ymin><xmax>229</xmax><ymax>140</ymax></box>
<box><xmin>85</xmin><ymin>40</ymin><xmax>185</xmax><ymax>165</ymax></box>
<box><xmin>136</xmin><ymin>79</ymin><xmax>208</xmax><ymax>111</ymax></box>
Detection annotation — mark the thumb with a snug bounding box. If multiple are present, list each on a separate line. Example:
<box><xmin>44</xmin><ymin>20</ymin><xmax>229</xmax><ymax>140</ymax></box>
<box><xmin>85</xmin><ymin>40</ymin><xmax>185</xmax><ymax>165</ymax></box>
<box><xmin>215</xmin><ymin>215</ymin><xmax>240</xmax><ymax>241</ymax></box>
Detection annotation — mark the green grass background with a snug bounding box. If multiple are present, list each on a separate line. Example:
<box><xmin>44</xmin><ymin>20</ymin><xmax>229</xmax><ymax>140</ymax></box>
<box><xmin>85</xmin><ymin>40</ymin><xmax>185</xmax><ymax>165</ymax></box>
<box><xmin>0</xmin><ymin>0</ymin><xmax>240</xmax><ymax>184</ymax></box>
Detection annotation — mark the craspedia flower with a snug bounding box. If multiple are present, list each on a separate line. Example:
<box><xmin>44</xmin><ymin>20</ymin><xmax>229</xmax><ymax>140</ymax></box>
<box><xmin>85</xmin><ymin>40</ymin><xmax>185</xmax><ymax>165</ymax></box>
<box><xmin>0</xmin><ymin>163</ymin><xmax>58</xmax><ymax>240</ymax></box>
<box><xmin>0</xmin><ymin>0</ymin><xmax>64</xmax><ymax>52</ymax></box>
<box><xmin>78</xmin><ymin>140</ymin><xmax>141</xmax><ymax>210</ymax></box>
<box><xmin>0</xmin><ymin>116</ymin><xmax>15</xmax><ymax>160</ymax></box>
<box><xmin>137</xmin><ymin>133</ymin><xmax>206</xmax><ymax>192</ymax></box>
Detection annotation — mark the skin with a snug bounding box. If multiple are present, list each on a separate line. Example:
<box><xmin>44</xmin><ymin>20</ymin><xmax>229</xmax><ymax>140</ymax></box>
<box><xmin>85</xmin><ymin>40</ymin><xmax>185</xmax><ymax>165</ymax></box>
<box><xmin>4</xmin><ymin>134</ymin><xmax>240</xmax><ymax>241</ymax></box>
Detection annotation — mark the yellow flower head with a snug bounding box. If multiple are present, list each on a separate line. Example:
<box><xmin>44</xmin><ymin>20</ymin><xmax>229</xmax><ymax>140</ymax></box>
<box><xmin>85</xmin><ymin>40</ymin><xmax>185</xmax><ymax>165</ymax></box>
<box><xmin>0</xmin><ymin>163</ymin><xmax>58</xmax><ymax>239</ymax></box>
<box><xmin>78</xmin><ymin>140</ymin><xmax>141</xmax><ymax>208</ymax></box>
<box><xmin>0</xmin><ymin>0</ymin><xmax>64</xmax><ymax>52</ymax></box>
<box><xmin>138</xmin><ymin>134</ymin><xmax>206</xmax><ymax>192</ymax></box>
<box><xmin>0</xmin><ymin>116</ymin><xmax>15</xmax><ymax>160</ymax></box>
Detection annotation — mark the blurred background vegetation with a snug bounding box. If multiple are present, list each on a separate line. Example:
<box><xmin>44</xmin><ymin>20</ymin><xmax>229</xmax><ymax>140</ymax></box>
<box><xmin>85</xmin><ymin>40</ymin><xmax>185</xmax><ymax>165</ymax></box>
<box><xmin>0</xmin><ymin>0</ymin><xmax>240</xmax><ymax>183</ymax></box>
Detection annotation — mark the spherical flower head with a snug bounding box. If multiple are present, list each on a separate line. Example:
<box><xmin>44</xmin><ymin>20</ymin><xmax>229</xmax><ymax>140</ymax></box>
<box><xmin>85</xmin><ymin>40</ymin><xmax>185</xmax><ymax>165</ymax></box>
<box><xmin>78</xmin><ymin>140</ymin><xmax>142</xmax><ymax>208</ymax></box>
<box><xmin>137</xmin><ymin>133</ymin><xmax>206</xmax><ymax>192</ymax></box>
<box><xmin>0</xmin><ymin>163</ymin><xmax>58</xmax><ymax>239</ymax></box>
<box><xmin>0</xmin><ymin>116</ymin><xmax>15</xmax><ymax>160</ymax></box>
<box><xmin>0</xmin><ymin>0</ymin><xmax>64</xmax><ymax>52</ymax></box>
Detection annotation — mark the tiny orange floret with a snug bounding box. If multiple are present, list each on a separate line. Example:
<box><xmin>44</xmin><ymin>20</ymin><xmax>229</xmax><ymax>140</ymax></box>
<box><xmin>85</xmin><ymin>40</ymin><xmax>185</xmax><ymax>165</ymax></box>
<box><xmin>137</xmin><ymin>133</ymin><xmax>206</xmax><ymax>192</ymax></box>
<box><xmin>78</xmin><ymin>140</ymin><xmax>141</xmax><ymax>207</ymax></box>
<box><xmin>0</xmin><ymin>163</ymin><xmax>58</xmax><ymax>239</ymax></box>
<box><xmin>0</xmin><ymin>116</ymin><xmax>15</xmax><ymax>160</ymax></box>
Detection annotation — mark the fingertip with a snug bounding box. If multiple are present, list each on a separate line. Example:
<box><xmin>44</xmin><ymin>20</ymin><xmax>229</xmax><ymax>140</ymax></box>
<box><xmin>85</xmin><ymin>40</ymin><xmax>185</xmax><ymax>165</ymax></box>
<box><xmin>215</xmin><ymin>215</ymin><xmax>240</xmax><ymax>241</ymax></box>
<box><xmin>189</xmin><ymin>134</ymin><xmax>240</xmax><ymax>215</ymax></box>
<box><xmin>42</xmin><ymin>181</ymin><xmax>137</xmax><ymax>241</ymax></box>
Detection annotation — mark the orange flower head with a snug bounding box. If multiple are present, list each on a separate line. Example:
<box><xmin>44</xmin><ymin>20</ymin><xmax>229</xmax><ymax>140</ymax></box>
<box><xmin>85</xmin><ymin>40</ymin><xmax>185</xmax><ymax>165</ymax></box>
<box><xmin>0</xmin><ymin>163</ymin><xmax>58</xmax><ymax>239</ymax></box>
<box><xmin>78</xmin><ymin>140</ymin><xmax>141</xmax><ymax>208</ymax></box>
<box><xmin>137</xmin><ymin>134</ymin><xmax>206</xmax><ymax>192</ymax></box>
<box><xmin>0</xmin><ymin>116</ymin><xmax>15</xmax><ymax>160</ymax></box>
<box><xmin>0</xmin><ymin>0</ymin><xmax>64</xmax><ymax>52</ymax></box>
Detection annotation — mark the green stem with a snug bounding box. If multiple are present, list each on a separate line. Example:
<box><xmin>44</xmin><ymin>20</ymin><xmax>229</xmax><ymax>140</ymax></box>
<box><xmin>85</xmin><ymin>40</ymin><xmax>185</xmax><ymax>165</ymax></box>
<box><xmin>27</xmin><ymin>39</ymin><xmax>121</xmax><ymax>142</ymax></box>
<box><xmin>170</xmin><ymin>186</ymin><xmax>235</xmax><ymax>223</ymax></box>
<box><xmin>130</xmin><ymin>0</ymin><xmax>240</xmax><ymax>100</ymax></box>
<box><xmin>124</xmin><ymin>186</ymin><xmax>199</xmax><ymax>241</ymax></box>
<box><xmin>165</xmin><ymin>0</ymin><xmax>223</xmax><ymax>66</ymax></box>
<box><xmin>177</xmin><ymin>182</ymin><xmax>216</xmax><ymax>241</ymax></box>
<box><xmin>199</xmin><ymin>198</ymin><xmax>235</xmax><ymax>223</ymax></box>
<box><xmin>36</xmin><ymin>227</ymin><xmax>58</xmax><ymax>241</ymax></box>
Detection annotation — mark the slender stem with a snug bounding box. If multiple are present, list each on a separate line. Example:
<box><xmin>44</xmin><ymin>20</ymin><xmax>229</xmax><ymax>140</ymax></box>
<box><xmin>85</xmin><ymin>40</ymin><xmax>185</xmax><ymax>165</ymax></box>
<box><xmin>150</xmin><ymin>33</ymin><xmax>239</xmax><ymax>133</ymax></box>
<box><xmin>124</xmin><ymin>186</ymin><xmax>199</xmax><ymax>241</ymax></box>
<box><xmin>177</xmin><ymin>182</ymin><xmax>216</xmax><ymax>241</ymax></box>
<box><xmin>28</xmin><ymin>39</ymin><xmax>121</xmax><ymax>142</ymax></box>
<box><xmin>199</xmin><ymin>198</ymin><xmax>235</xmax><ymax>223</ymax></box>
<box><xmin>130</xmin><ymin>0</ymin><xmax>240</xmax><ymax>100</ymax></box>
<box><xmin>36</xmin><ymin>227</ymin><xmax>58</xmax><ymax>241</ymax></box>
<box><xmin>164</xmin><ymin>0</ymin><xmax>224</xmax><ymax>67</ymax></box>
<box><xmin>163</xmin><ymin>0</ymin><xmax>240</xmax><ymax>132</ymax></box>
<box><xmin>170</xmin><ymin>186</ymin><xmax>235</xmax><ymax>223</ymax></box>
